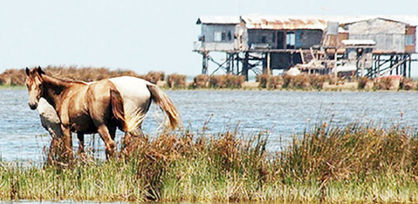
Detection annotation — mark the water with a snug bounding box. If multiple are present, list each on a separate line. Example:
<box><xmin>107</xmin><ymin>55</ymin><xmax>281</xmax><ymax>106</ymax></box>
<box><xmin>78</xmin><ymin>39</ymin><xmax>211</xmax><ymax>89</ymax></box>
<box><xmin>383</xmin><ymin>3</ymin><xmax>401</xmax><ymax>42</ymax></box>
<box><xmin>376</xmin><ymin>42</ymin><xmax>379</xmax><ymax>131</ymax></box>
<box><xmin>0</xmin><ymin>89</ymin><xmax>417</xmax><ymax>162</ymax></box>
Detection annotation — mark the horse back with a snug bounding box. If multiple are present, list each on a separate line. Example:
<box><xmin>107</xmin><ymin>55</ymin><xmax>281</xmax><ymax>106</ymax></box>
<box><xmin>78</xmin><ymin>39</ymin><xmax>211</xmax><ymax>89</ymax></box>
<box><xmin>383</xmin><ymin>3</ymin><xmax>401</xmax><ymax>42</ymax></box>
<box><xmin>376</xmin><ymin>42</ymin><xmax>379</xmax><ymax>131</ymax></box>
<box><xmin>109</xmin><ymin>76</ymin><xmax>152</xmax><ymax>131</ymax></box>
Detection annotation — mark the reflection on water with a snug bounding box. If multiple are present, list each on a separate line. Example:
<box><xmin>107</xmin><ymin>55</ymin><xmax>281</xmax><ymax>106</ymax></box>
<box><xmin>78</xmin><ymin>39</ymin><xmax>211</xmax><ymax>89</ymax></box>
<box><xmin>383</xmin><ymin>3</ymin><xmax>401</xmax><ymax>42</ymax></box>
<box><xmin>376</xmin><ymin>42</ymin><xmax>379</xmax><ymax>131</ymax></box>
<box><xmin>0</xmin><ymin>89</ymin><xmax>417</xmax><ymax>162</ymax></box>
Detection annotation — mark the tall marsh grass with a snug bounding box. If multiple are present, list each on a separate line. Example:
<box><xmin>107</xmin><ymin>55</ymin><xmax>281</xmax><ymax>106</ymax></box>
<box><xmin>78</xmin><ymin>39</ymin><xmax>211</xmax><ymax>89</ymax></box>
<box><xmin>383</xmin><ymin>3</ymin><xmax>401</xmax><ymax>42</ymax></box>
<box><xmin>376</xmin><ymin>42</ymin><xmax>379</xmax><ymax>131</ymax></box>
<box><xmin>208</xmin><ymin>74</ymin><xmax>246</xmax><ymax>89</ymax></box>
<box><xmin>0</xmin><ymin>124</ymin><xmax>416</xmax><ymax>202</ymax></box>
<box><xmin>166</xmin><ymin>73</ymin><xmax>187</xmax><ymax>89</ymax></box>
<box><xmin>1</xmin><ymin>66</ymin><xmax>417</xmax><ymax>90</ymax></box>
<box><xmin>0</xmin><ymin>66</ymin><xmax>165</xmax><ymax>85</ymax></box>
<box><xmin>257</xmin><ymin>74</ymin><xmax>332</xmax><ymax>90</ymax></box>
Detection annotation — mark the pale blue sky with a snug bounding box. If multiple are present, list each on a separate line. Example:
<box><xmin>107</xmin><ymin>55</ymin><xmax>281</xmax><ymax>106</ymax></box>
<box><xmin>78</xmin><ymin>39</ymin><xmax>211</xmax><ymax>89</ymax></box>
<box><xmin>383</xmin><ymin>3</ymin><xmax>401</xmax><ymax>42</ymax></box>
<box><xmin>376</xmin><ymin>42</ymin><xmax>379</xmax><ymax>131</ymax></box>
<box><xmin>0</xmin><ymin>0</ymin><xmax>417</xmax><ymax>76</ymax></box>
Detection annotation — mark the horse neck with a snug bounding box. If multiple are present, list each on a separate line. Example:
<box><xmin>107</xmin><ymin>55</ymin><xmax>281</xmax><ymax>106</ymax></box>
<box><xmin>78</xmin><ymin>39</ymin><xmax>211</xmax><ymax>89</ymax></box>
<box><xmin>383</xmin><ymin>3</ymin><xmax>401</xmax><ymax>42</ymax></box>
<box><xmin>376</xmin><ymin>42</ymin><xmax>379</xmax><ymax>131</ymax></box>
<box><xmin>40</xmin><ymin>74</ymin><xmax>74</xmax><ymax>109</ymax></box>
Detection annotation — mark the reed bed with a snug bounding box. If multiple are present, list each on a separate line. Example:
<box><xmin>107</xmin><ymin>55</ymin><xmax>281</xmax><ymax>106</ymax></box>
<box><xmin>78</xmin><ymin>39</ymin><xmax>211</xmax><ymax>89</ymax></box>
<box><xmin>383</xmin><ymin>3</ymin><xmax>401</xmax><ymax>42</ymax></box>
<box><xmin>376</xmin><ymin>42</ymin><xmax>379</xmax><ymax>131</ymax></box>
<box><xmin>1</xmin><ymin>66</ymin><xmax>417</xmax><ymax>90</ymax></box>
<box><xmin>192</xmin><ymin>74</ymin><xmax>209</xmax><ymax>88</ymax></box>
<box><xmin>0</xmin><ymin>66</ymin><xmax>165</xmax><ymax>85</ymax></box>
<box><xmin>258</xmin><ymin>74</ymin><xmax>334</xmax><ymax>90</ymax></box>
<box><xmin>0</xmin><ymin>124</ymin><xmax>416</xmax><ymax>202</ymax></box>
<box><xmin>208</xmin><ymin>74</ymin><xmax>246</xmax><ymax>89</ymax></box>
<box><xmin>166</xmin><ymin>73</ymin><xmax>187</xmax><ymax>89</ymax></box>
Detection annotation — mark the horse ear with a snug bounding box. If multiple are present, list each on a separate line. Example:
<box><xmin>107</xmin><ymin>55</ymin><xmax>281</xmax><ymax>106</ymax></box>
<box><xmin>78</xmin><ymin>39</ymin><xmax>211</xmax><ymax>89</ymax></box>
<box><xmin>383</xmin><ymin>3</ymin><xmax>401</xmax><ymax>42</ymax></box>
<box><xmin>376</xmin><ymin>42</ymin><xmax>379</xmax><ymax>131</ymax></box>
<box><xmin>37</xmin><ymin>67</ymin><xmax>45</xmax><ymax>75</ymax></box>
<box><xmin>25</xmin><ymin>67</ymin><xmax>30</xmax><ymax>76</ymax></box>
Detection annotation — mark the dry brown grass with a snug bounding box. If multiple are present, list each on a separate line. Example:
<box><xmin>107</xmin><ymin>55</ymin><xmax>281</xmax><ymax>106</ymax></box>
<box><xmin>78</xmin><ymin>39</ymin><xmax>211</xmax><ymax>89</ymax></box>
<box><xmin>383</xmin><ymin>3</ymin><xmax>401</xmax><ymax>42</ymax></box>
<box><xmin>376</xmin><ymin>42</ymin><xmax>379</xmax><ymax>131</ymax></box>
<box><xmin>373</xmin><ymin>76</ymin><xmax>401</xmax><ymax>90</ymax></box>
<box><xmin>0</xmin><ymin>69</ymin><xmax>26</xmax><ymax>86</ymax></box>
<box><xmin>256</xmin><ymin>74</ymin><xmax>284</xmax><ymax>89</ymax></box>
<box><xmin>0</xmin><ymin>66</ymin><xmax>165</xmax><ymax>86</ymax></box>
<box><xmin>399</xmin><ymin>77</ymin><xmax>416</xmax><ymax>90</ymax></box>
<box><xmin>166</xmin><ymin>73</ymin><xmax>186</xmax><ymax>89</ymax></box>
<box><xmin>192</xmin><ymin>74</ymin><xmax>209</xmax><ymax>88</ymax></box>
<box><xmin>309</xmin><ymin>75</ymin><xmax>330</xmax><ymax>89</ymax></box>
<box><xmin>357</xmin><ymin>76</ymin><xmax>369</xmax><ymax>89</ymax></box>
<box><xmin>1</xmin><ymin>66</ymin><xmax>416</xmax><ymax>91</ymax></box>
<box><xmin>209</xmin><ymin>74</ymin><xmax>245</xmax><ymax>89</ymax></box>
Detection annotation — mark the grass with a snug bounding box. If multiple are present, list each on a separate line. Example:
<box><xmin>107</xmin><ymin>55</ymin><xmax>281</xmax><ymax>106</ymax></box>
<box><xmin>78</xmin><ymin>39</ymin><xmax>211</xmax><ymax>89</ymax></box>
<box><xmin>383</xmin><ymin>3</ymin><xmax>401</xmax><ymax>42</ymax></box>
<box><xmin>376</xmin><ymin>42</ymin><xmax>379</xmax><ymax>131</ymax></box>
<box><xmin>0</xmin><ymin>124</ymin><xmax>417</xmax><ymax>202</ymax></box>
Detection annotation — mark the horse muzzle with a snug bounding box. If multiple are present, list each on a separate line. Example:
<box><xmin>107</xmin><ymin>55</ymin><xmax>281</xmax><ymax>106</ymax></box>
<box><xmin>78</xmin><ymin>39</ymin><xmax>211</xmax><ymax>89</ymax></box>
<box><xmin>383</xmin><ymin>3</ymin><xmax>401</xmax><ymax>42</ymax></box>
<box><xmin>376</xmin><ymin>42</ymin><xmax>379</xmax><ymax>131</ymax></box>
<box><xmin>29</xmin><ymin>102</ymin><xmax>38</xmax><ymax>110</ymax></box>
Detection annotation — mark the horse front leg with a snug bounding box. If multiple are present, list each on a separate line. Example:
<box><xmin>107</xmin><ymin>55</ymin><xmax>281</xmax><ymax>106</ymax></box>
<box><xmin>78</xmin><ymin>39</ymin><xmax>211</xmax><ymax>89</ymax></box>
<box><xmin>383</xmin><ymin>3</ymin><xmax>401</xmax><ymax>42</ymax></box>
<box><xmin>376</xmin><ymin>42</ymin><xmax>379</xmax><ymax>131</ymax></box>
<box><xmin>47</xmin><ymin>136</ymin><xmax>58</xmax><ymax>164</ymax></box>
<box><xmin>77</xmin><ymin>133</ymin><xmax>85</xmax><ymax>154</ymax></box>
<box><xmin>61</xmin><ymin>124</ymin><xmax>73</xmax><ymax>161</ymax></box>
<box><xmin>97</xmin><ymin>124</ymin><xmax>116</xmax><ymax>159</ymax></box>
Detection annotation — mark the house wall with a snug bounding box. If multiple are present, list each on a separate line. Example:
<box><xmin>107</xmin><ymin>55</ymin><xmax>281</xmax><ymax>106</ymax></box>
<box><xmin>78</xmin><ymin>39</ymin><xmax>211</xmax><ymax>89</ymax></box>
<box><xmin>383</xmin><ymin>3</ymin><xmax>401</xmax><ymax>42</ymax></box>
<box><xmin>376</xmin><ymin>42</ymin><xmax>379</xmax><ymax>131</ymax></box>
<box><xmin>345</xmin><ymin>18</ymin><xmax>406</xmax><ymax>52</ymax></box>
<box><xmin>201</xmin><ymin>24</ymin><xmax>236</xmax><ymax>43</ymax></box>
<box><xmin>247</xmin><ymin>29</ymin><xmax>323</xmax><ymax>49</ymax></box>
<box><xmin>295</xmin><ymin>30</ymin><xmax>323</xmax><ymax>48</ymax></box>
<box><xmin>405</xmin><ymin>26</ymin><xmax>416</xmax><ymax>53</ymax></box>
<box><xmin>247</xmin><ymin>29</ymin><xmax>276</xmax><ymax>48</ymax></box>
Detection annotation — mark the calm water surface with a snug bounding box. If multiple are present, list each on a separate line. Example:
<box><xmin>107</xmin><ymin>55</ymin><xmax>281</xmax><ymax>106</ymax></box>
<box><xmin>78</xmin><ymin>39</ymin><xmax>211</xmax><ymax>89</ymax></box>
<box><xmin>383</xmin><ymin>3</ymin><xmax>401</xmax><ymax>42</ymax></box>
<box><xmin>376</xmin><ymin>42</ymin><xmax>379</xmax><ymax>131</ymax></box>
<box><xmin>0</xmin><ymin>89</ymin><xmax>416</xmax><ymax>162</ymax></box>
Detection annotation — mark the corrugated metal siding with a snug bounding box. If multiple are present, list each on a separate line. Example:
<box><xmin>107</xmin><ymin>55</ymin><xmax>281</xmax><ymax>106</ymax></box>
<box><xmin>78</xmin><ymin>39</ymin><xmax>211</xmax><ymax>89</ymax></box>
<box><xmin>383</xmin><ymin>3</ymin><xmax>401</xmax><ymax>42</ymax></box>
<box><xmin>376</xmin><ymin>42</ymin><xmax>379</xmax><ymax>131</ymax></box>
<box><xmin>349</xmin><ymin>34</ymin><xmax>404</xmax><ymax>52</ymax></box>
<box><xmin>346</xmin><ymin>18</ymin><xmax>406</xmax><ymax>52</ymax></box>
<box><xmin>346</xmin><ymin>18</ymin><xmax>405</xmax><ymax>34</ymax></box>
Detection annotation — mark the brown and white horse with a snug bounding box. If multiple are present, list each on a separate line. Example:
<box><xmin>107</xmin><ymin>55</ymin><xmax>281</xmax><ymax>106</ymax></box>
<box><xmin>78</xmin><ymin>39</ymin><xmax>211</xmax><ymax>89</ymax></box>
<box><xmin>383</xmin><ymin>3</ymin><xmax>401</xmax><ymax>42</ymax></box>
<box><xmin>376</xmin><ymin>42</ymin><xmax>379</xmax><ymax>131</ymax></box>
<box><xmin>25</xmin><ymin>67</ymin><xmax>180</xmax><ymax>160</ymax></box>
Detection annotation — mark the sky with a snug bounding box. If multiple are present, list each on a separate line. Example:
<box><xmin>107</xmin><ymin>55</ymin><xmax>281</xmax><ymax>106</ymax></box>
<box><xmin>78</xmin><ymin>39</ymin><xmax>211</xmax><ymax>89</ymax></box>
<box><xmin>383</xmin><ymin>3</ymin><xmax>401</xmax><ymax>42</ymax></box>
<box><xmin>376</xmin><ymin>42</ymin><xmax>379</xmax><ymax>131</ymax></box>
<box><xmin>0</xmin><ymin>0</ymin><xmax>417</xmax><ymax>76</ymax></box>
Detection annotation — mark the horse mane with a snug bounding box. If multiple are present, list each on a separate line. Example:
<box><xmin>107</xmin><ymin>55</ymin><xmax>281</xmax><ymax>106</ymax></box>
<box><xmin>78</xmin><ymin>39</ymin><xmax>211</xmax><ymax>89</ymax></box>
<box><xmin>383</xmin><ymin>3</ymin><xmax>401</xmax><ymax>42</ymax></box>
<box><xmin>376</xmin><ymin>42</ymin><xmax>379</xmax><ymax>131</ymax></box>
<box><xmin>41</xmin><ymin>72</ymin><xmax>89</xmax><ymax>86</ymax></box>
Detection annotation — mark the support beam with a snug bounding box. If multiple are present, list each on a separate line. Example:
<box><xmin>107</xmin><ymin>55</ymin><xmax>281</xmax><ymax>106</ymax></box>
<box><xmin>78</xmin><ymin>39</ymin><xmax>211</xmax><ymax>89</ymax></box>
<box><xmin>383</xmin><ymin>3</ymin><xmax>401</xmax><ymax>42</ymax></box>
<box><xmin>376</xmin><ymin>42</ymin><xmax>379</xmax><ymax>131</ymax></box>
<box><xmin>408</xmin><ymin>54</ymin><xmax>412</xmax><ymax>78</ymax></box>
<box><xmin>267</xmin><ymin>52</ymin><xmax>271</xmax><ymax>75</ymax></box>
<box><xmin>202</xmin><ymin>52</ymin><xmax>208</xmax><ymax>75</ymax></box>
<box><xmin>226</xmin><ymin>53</ymin><xmax>231</xmax><ymax>74</ymax></box>
<box><xmin>236</xmin><ymin>53</ymin><xmax>240</xmax><ymax>75</ymax></box>
<box><xmin>242</xmin><ymin>52</ymin><xmax>249</xmax><ymax>80</ymax></box>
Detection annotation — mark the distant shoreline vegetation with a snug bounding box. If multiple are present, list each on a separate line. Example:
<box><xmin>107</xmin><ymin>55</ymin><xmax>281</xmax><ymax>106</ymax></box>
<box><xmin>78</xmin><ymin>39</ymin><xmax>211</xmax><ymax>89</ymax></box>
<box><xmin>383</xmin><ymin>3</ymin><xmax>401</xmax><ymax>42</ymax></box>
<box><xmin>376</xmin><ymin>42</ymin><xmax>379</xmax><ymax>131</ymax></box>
<box><xmin>1</xmin><ymin>66</ymin><xmax>417</xmax><ymax>91</ymax></box>
<box><xmin>0</xmin><ymin>123</ymin><xmax>417</xmax><ymax>202</ymax></box>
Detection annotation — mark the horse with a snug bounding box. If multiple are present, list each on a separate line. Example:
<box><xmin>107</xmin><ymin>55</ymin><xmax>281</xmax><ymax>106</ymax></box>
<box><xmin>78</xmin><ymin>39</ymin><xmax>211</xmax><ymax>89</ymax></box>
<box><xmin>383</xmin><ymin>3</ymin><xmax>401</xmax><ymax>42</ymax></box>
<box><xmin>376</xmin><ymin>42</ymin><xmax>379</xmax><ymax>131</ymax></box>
<box><xmin>36</xmin><ymin>97</ymin><xmax>64</xmax><ymax>160</ymax></box>
<box><xmin>25</xmin><ymin>67</ymin><xmax>181</xmax><ymax>160</ymax></box>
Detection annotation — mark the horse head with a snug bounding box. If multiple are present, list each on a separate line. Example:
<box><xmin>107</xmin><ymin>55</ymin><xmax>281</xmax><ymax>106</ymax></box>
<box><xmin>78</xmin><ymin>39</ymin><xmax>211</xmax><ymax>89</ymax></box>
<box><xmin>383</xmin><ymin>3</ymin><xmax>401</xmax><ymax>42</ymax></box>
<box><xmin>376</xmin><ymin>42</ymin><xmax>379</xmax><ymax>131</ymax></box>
<box><xmin>25</xmin><ymin>66</ymin><xmax>45</xmax><ymax>110</ymax></box>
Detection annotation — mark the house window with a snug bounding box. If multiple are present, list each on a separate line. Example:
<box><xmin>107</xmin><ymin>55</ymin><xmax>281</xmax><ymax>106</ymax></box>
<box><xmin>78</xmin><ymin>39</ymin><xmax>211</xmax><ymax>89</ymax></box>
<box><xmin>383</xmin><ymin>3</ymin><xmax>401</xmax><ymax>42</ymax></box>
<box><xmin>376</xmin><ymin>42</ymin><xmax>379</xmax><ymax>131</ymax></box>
<box><xmin>405</xmin><ymin>35</ymin><xmax>415</xmax><ymax>45</ymax></box>
<box><xmin>214</xmin><ymin>32</ymin><xmax>222</xmax><ymax>42</ymax></box>
<box><xmin>214</xmin><ymin>31</ymin><xmax>227</xmax><ymax>42</ymax></box>
<box><xmin>286</xmin><ymin>32</ymin><xmax>295</xmax><ymax>49</ymax></box>
<box><xmin>261</xmin><ymin>36</ymin><xmax>267</xmax><ymax>43</ymax></box>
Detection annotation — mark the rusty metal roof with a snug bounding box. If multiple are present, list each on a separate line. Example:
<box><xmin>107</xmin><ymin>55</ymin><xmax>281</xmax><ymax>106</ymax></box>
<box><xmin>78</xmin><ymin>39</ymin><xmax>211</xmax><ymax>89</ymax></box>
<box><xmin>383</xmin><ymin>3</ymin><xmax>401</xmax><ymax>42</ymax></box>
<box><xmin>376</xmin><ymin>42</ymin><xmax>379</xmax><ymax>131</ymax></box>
<box><xmin>336</xmin><ymin>16</ymin><xmax>418</xmax><ymax>26</ymax></box>
<box><xmin>242</xmin><ymin>16</ymin><xmax>328</xmax><ymax>30</ymax></box>
<box><xmin>196</xmin><ymin>15</ymin><xmax>418</xmax><ymax>29</ymax></box>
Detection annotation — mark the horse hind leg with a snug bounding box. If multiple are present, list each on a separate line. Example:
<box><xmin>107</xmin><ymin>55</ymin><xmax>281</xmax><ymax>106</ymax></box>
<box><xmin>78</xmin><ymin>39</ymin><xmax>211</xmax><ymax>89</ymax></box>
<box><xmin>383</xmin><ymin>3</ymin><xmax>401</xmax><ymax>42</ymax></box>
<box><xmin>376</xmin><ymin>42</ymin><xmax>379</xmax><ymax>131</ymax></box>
<box><xmin>97</xmin><ymin>124</ymin><xmax>116</xmax><ymax>159</ymax></box>
<box><xmin>122</xmin><ymin>127</ymin><xmax>145</xmax><ymax>156</ymax></box>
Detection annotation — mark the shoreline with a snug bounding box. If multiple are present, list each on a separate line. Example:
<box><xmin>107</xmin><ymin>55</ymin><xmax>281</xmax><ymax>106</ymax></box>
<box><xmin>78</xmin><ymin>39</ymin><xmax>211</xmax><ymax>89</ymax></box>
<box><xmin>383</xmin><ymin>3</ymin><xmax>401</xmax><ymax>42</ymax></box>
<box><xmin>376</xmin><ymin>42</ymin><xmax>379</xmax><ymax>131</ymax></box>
<box><xmin>2</xmin><ymin>84</ymin><xmax>417</xmax><ymax>92</ymax></box>
<box><xmin>1</xmin><ymin>67</ymin><xmax>417</xmax><ymax>91</ymax></box>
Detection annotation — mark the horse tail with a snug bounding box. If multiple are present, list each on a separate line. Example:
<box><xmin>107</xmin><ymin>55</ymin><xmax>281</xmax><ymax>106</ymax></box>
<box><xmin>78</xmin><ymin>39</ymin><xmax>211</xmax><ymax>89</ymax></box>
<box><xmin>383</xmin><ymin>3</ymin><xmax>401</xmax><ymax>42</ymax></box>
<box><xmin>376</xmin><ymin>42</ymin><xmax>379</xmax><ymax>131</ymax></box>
<box><xmin>147</xmin><ymin>84</ymin><xmax>181</xmax><ymax>129</ymax></box>
<box><xmin>109</xmin><ymin>85</ymin><xmax>127</xmax><ymax>131</ymax></box>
